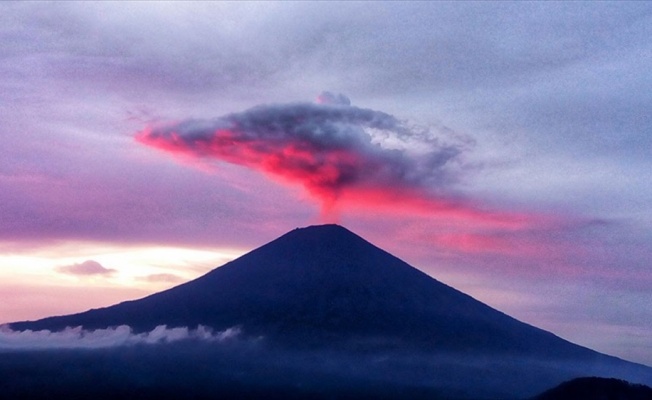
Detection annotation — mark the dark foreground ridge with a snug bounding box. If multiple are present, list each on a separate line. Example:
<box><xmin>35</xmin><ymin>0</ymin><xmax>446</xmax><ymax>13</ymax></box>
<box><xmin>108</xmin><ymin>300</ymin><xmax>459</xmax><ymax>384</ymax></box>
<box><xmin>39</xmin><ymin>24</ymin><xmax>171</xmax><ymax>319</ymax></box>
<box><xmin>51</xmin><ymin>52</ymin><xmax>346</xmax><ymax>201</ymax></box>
<box><xmin>532</xmin><ymin>377</ymin><xmax>652</xmax><ymax>400</ymax></box>
<box><xmin>6</xmin><ymin>224</ymin><xmax>652</xmax><ymax>399</ymax></box>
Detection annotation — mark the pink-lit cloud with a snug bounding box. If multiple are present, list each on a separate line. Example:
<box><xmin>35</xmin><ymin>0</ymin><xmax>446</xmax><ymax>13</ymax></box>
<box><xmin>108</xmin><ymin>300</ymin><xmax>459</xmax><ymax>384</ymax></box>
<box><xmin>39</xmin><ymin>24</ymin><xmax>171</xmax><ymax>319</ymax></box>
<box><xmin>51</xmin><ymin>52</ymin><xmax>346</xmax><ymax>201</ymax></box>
<box><xmin>136</xmin><ymin>94</ymin><xmax>539</xmax><ymax>229</ymax></box>
<box><xmin>138</xmin><ymin>273</ymin><xmax>185</xmax><ymax>283</ymax></box>
<box><xmin>56</xmin><ymin>260</ymin><xmax>116</xmax><ymax>276</ymax></box>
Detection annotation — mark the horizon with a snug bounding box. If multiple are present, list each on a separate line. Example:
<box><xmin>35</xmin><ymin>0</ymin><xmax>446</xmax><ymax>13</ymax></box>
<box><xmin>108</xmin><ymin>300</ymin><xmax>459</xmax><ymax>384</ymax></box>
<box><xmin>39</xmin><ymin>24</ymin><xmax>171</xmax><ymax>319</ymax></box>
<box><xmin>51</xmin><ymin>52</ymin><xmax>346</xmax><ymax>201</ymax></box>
<box><xmin>1</xmin><ymin>2</ymin><xmax>651</xmax><ymax>367</ymax></box>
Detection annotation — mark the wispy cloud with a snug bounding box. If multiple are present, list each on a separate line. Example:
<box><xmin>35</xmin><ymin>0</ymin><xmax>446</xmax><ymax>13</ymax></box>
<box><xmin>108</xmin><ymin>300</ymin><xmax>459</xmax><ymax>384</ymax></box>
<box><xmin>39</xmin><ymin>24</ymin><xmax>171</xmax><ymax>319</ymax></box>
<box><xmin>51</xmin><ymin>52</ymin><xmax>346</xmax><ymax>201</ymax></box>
<box><xmin>56</xmin><ymin>260</ymin><xmax>115</xmax><ymax>276</ymax></box>
<box><xmin>0</xmin><ymin>325</ymin><xmax>241</xmax><ymax>350</ymax></box>
<box><xmin>138</xmin><ymin>273</ymin><xmax>185</xmax><ymax>283</ymax></box>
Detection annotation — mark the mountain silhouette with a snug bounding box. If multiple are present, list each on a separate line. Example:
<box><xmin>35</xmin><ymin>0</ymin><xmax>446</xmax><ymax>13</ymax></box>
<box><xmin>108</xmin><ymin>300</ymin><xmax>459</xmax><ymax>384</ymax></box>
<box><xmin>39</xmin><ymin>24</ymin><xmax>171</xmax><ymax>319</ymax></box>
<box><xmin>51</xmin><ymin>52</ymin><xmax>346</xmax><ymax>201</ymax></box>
<box><xmin>8</xmin><ymin>224</ymin><xmax>652</xmax><ymax>398</ymax></box>
<box><xmin>8</xmin><ymin>225</ymin><xmax>591</xmax><ymax>354</ymax></box>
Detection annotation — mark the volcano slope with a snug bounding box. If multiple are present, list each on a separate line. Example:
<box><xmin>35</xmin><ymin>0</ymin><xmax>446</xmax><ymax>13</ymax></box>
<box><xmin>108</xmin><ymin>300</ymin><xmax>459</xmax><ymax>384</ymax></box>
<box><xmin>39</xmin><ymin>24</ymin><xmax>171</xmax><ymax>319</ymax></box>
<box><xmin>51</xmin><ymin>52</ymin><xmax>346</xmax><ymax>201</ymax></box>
<box><xmin>6</xmin><ymin>224</ymin><xmax>652</xmax><ymax>399</ymax></box>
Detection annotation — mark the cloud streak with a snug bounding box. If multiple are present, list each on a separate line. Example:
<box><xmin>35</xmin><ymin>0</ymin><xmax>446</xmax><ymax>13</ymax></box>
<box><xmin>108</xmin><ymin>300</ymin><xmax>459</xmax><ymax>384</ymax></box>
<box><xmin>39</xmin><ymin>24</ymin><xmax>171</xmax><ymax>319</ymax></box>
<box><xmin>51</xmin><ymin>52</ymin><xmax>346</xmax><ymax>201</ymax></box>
<box><xmin>138</xmin><ymin>273</ymin><xmax>185</xmax><ymax>283</ymax></box>
<box><xmin>0</xmin><ymin>325</ymin><xmax>241</xmax><ymax>350</ymax></box>
<box><xmin>56</xmin><ymin>260</ymin><xmax>115</xmax><ymax>276</ymax></box>
<box><xmin>136</xmin><ymin>94</ymin><xmax>530</xmax><ymax>227</ymax></box>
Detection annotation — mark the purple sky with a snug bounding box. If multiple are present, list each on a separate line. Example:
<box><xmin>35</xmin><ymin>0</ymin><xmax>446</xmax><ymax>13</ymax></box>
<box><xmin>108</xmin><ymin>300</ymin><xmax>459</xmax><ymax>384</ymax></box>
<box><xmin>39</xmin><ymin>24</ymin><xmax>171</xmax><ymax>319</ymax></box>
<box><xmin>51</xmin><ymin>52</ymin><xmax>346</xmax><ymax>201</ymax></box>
<box><xmin>1</xmin><ymin>2</ymin><xmax>651</xmax><ymax>365</ymax></box>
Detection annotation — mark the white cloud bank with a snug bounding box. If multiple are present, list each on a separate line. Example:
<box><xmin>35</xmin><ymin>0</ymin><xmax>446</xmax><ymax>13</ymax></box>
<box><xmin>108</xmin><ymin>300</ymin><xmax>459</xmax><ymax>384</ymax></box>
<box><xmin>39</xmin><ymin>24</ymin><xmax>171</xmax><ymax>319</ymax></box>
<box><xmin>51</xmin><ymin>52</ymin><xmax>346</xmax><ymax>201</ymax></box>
<box><xmin>0</xmin><ymin>324</ymin><xmax>241</xmax><ymax>350</ymax></box>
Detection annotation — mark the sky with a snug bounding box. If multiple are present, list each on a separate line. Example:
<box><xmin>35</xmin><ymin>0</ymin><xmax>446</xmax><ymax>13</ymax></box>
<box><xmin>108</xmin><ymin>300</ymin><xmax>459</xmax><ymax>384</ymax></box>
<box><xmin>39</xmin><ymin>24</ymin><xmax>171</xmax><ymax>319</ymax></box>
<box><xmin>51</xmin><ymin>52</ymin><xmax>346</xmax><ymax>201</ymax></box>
<box><xmin>1</xmin><ymin>2</ymin><xmax>651</xmax><ymax>365</ymax></box>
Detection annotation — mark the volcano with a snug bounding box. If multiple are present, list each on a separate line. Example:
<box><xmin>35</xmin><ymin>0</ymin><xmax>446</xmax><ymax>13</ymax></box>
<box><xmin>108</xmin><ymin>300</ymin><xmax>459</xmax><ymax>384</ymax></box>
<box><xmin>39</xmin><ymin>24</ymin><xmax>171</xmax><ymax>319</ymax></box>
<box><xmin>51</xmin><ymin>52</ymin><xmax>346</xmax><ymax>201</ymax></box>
<box><xmin>8</xmin><ymin>225</ymin><xmax>604</xmax><ymax>355</ymax></box>
<box><xmin>7</xmin><ymin>224</ymin><xmax>652</xmax><ymax>398</ymax></box>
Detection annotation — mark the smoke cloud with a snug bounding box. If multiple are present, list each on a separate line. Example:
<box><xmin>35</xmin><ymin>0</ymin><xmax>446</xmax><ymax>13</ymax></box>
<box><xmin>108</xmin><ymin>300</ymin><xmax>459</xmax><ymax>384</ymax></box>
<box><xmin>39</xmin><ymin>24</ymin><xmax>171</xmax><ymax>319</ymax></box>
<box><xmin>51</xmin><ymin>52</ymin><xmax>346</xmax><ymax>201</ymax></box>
<box><xmin>0</xmin><ymin>324</ymin><xmax>241</xmax><ymax>350</ymax></box>
<box><xmin>137</xmin><ymin>94</ymin><xmax>517</xmax><ymax>224</ymax></box>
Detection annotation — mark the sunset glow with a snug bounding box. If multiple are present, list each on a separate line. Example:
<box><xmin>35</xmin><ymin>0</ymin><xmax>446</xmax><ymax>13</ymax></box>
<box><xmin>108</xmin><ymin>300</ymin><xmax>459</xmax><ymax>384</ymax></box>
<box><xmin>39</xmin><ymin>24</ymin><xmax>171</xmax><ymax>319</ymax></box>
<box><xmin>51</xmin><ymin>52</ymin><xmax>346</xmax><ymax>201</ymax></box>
<box><xmin>0</xmin><ymin>242</ymin><xmax>243</xmax><ymax>323</ymax></box>
<box><xmin>1</xmin><ymin>1</ymin><xmax>651</xmax><ymax>367</ymax></box>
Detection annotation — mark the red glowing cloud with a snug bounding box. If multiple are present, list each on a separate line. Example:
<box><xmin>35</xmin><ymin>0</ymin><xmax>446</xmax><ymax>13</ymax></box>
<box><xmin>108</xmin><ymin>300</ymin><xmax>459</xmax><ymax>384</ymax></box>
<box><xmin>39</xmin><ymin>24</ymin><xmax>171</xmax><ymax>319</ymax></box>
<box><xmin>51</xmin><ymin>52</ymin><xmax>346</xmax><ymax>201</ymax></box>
<box><xmin>136</xmin><ymin>95</ymin><xmax>534</xmax><ymax>228</ymax></box>
<box><xmin>138</xmin><ymin>125</ymin><xmax>381</xmax><ymax>208</ymax></box>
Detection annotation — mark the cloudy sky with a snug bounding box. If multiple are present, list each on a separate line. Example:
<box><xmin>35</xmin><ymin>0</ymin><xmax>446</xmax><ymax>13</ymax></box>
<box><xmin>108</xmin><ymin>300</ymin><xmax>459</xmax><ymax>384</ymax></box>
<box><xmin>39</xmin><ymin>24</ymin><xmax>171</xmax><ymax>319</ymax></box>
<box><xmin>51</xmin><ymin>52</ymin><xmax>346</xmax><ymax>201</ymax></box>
<box><xmin>1</xmin><ymin>2</ymin><xmax>651</xmax><ymax>365</ymax></box>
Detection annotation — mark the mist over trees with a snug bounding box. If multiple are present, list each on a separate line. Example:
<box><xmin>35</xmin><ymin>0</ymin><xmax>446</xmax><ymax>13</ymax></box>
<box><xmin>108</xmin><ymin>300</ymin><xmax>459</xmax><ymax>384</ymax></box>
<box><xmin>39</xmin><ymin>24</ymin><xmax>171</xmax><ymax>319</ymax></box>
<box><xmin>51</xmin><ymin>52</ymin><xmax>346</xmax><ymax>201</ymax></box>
<box><xmin>2</xmin><ymin>338</ymin><xmax>652</xmax><ymax>400</ymax></box>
